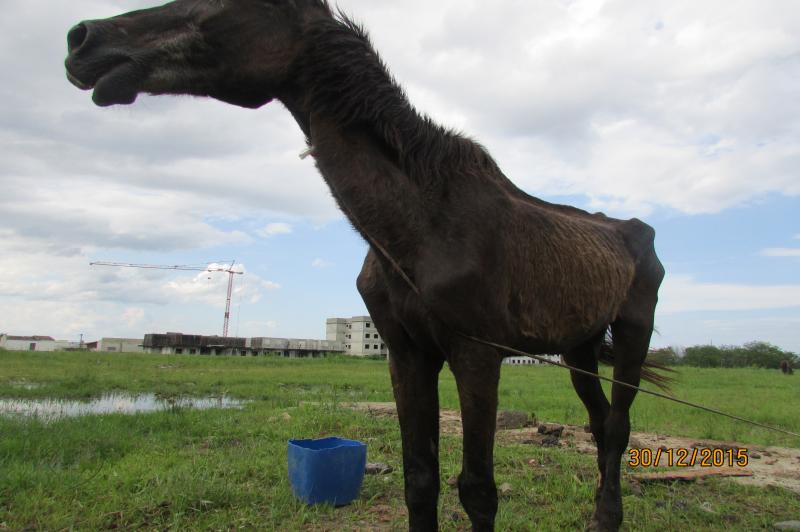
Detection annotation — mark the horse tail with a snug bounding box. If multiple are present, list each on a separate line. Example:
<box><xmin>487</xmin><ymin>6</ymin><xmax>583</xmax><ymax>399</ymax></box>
<box><xmin>597</xmin><ymin>331</ymin><xmax>676</xmax><ymax>393</ymax></box>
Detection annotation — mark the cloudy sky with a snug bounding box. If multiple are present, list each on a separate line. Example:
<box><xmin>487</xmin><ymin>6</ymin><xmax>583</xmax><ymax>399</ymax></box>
<box><xmin>1</xmin><ymin>0</ymin><xmax>798</xmax><ymax>352</ymax></box>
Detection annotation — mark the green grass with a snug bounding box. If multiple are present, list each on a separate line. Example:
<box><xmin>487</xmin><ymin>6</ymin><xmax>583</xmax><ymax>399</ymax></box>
<box><xmin>1</xmin><ymin>350</ymin><xmax>799</xmax><ymax>531</ymax></box>
<box><xmin>3</xmin><ymin>350</ymin><xmax>798</xmax><ymax>446</ymax></box>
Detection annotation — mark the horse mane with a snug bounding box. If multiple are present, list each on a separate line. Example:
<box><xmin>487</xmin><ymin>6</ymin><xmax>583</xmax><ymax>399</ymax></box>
<box><xmin>298</xmin><ymin>11</ymin><xmax>501</xmax><ymax>185</ymax></box>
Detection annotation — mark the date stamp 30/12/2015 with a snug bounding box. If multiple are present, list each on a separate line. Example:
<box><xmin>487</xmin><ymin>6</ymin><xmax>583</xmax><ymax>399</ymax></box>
<box><xmin>628</xmin><ymin>447</ymin><xmax>750</xmax><ymax>468</ymax></box>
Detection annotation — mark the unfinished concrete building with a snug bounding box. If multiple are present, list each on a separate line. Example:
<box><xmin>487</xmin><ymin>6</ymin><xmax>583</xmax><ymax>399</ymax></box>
<box><xmin>143</xmin><ymin>333</ymin><xmax>247</xmax><ymax>356</ymax></box>
<box><xmin>143</xmin><ymin>332</ymin><xmax>344</xmax><ymax>358</ymax></box>
<box><xmin>248</xmin><ymin>337</ymin><xmax>343</xmax><ymax>358</ymax></box>
<box><xmin>327</xmin><ymin>316</ymin><xmax>389</xmax><ymax>358</ymax></box>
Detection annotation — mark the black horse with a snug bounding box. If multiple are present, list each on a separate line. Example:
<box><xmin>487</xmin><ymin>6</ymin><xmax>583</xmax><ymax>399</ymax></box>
<box><xmin>65</xmin><ymin>2</ymin><xmax>668</xmax><ymax>529</ymax></box>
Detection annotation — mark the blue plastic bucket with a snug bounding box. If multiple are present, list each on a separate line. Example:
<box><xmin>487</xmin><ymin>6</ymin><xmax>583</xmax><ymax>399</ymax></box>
<box><xmin>287</xmin><ymin>437</ymin><xmax>367</xmax><ymax>506</ymax></box>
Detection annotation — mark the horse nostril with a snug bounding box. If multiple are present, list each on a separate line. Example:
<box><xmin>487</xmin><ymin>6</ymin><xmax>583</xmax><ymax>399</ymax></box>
<box><xmin>67</xmin><ymin>23</ymin><xmax>89</xmax><ymax>52</ymax></box>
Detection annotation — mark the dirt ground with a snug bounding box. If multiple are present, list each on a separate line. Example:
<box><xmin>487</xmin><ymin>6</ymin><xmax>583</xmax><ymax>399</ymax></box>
<box><xmin>347</xmin><ymin>402</ymin><xmax>800</xmax><ymax>495</ymax></box>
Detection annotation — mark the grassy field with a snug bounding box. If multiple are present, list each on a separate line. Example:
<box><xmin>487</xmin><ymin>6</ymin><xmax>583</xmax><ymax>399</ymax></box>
<box><xmin>1</xmin><ymin>350</ymin><xmax>799</xmax><ymax>530</ymax></box>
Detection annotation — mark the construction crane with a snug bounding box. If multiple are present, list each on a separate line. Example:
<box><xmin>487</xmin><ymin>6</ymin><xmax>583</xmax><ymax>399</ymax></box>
<box><xmin>89</xmin><ymin>260</ymin><xmax>244</xmax><ymax>337</ymax></box>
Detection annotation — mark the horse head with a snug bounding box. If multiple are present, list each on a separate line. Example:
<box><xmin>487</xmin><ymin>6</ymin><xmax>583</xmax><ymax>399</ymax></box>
<box><xmin>65</xmin><ymin>0</ymin><xmax>330</xmax><ymax>108</ymax></box>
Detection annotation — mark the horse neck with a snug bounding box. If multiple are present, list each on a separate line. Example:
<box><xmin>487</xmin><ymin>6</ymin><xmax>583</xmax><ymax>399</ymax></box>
<box><xmin>306</xmin><ymin>114</ymin><xmax>432</xmax><ymax>264</ymax></box>
<box><xmin>279</xmin><ymin>18</ymin><xmax>480</xmax><ymax>261</ymax></box>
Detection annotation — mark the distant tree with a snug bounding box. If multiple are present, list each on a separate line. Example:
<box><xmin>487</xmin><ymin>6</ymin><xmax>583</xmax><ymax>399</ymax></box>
<box><xmin>682</xmin><ymin>345</ymin><xmax>724</xmax><ymax>367</ymax></box>
<box><xmin>746</xmin><ymin>342</ymin><xmax>794</xmax><ymax>368</ymax></box>
<box><xmin>680</xmin><ymin>341</ymin><xmax>799</xmax><ymax>369</ymax></box>
<box><xmin>646</xmin><ymin>347</ymin><xmax>680</xmax><ymax>366</ymax></box>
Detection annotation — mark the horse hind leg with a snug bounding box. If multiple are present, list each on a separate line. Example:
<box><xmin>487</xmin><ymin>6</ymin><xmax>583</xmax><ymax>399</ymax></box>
<box><xmin>564</xmin><ymin>334</ymin><xmax>611</xmax><ymax>507</ymax></box>
<box><xmin>587</xmin><ymin>318</ymin><xmax>654</xmax><ymax>532</ymax></box>
<box><xmin>594</xmin><ymin>278</ymin><xmax>661</xmax><ymax>530</ymax></box>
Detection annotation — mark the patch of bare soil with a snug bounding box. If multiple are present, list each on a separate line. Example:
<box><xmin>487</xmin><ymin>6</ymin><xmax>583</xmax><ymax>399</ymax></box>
<box><xmin>346</xmin><ymin>402</ymin><xmax>800</xmax><ymax>495</ymax></box>
<box><xmin>308</xmin><ymin>498</ymin><xmax>409</xmax><ymax>532</ymax></box>
<box><xmin>612</xmin><ymin>429</ymin><xmax>800</xmax><ymax>495</ymax></box>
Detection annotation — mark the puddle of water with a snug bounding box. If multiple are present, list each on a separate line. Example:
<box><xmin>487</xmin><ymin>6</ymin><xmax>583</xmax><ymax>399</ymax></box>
<box><xmin>6</xmin><ymin>381</ymin><xmax>42</xmax><ymax>390</ymax></box>
<box><xmin>0</xmin><ymin>393</ymin><xmax>245</xmax><ymax>422</ymax></box>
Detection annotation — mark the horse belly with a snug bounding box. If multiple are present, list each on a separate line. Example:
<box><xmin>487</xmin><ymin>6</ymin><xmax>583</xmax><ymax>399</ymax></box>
<box><xmin>508</xmin><ymin>222</ymin><xmax>636</xmax><ymax>345</ymax></box>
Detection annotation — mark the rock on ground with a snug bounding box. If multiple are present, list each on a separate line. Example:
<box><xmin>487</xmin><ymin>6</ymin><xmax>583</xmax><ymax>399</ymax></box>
<box><xmin>365</xmin><ymin>463</ymin><xmax>393</xmax><ymax>475</ymax></box>
<box><xmin>496</xmin><ymin>410</ymin><xmax>531</xmax><ymax>430</ymax></box>
<box><xmin>498</xmin><ymin>482</ymin><xmax>513</xmax><ymax>496</ymax></box>
<box><xmin>537</xmin><ymin>424</ymin><xmax>564</xmax><ymax>437</ymax></box>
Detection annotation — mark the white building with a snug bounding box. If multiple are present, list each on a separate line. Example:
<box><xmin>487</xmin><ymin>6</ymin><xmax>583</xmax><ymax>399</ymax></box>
<box><xmin>0</xmin><ymin>334</ymin><xmax>76</xmax><ymax>352</ymax></box>
<box><xmin>88</xmin><ymin>338</ymin><xmax>144</xmax><ymax>353</ymax></box>
<box><xmin>327</xmin><ymin>316</ymin><xmax>389</xmax><ymax>358</ymax></box>
<box><xmin>503</xmin><ymin>355</ymin><xmax>561</xmax><ymax>366</ymax></box>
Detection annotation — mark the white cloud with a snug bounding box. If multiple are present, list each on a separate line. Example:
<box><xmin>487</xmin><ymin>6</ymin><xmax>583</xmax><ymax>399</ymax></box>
<box><xmin>238</xmin><ymin>320</ymin><xmax>280</xmax><ymax>338</ymax></box>
<box><xmin>0</xmin><ymin>248</ymin><xmax>284</xmax><ymax>339</ymax></box>
<box><xmin>261</xmin><ymin>281</ymin><xmax>282</xmax><ymax>291</ymax></box>
<box><xmin>257</xmin><ymin>223</ymin><xmax>293</xmax><ymax>238</ymax></box>
<box><xmin>760</xmin><ymin>248</ymin><xmax>800</xmax><ymax>258</ymax></box>
<box><xmin>0</xmin><ymin>244</ymin><xmax>277</xmax><ymax>310</ymax></box>
<box><xmin>1</xmin><ymin>0</ymin><xmax>793</xmax><ymax>240</ymax></box>
<box><xmin>1</xmin><ymin>0</ymin><xmax>797</xmax><ymax>240</ymax></box>
<box><xmin>311</xmin><ymin>258</ymin><xmax>334</xmax><ymax>269</ymax></box>
<box><xmin>657</xmin><ymin>274</ymin><xmax>800</xmax><ymax>314</ymax></box>
<box><xmin>163</xmin><ymin>265</ymin><xmax>279</xmax><ymax>307</ymax></box>
<box><xmin>0</xmin><ymin>178</ymin><xmax>252</xmax><ymax>253</ymax></box>
<box><xmin>2</xmin><ymin>0</ymin><xmax>800</xmax><ymax>347</ymax></box>
<box><xmin>122</xmin><ymin>307</ymin><xmax>146</xmax><ymax>327</ymax></box>
<box><xmin>344</xmin><ymin>0</ymin><xmax>800</xmax><ymax>216</ymax></box>
<box><xmin>0</xmin><ymin>301</ymin><xmax>104</xmax><ymax>340</ymax></box>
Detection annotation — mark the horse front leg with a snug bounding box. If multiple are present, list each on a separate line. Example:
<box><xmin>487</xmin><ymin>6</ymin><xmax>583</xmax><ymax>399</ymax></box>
<box><xmin>449</xmin><ymin>346</ymin><xmax>502</xmax><ymax>532</ymax></box>
<box><xmin>388</xmin><ymin>339</ymin><xmax>445</xmax><ymax>531</ymax></box>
